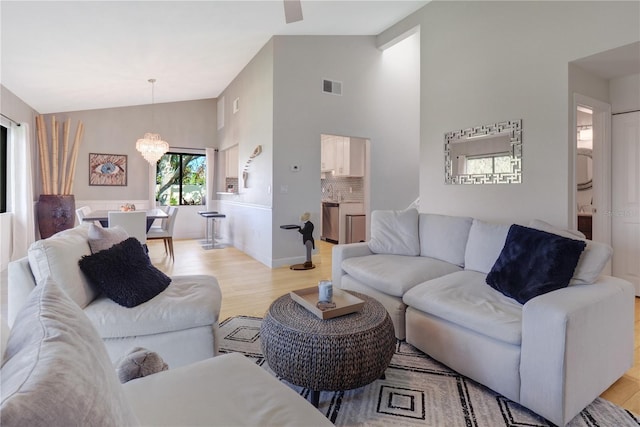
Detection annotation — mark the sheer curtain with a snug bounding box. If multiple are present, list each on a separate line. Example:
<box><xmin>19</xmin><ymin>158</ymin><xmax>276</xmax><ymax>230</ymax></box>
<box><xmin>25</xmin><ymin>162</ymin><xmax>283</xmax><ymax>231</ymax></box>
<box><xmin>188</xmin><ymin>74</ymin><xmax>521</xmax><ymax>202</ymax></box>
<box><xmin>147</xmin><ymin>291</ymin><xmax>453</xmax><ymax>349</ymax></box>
<box><xmin>10</xmin><ymin>122</ymin><xmax>35</xmax><ymax>260</ymax></box>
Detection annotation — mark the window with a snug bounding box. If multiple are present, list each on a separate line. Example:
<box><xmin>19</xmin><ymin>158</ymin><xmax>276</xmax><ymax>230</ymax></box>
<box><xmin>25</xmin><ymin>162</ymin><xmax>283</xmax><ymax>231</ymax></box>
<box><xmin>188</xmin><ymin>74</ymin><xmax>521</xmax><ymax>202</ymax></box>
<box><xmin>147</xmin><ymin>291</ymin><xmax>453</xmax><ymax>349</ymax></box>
<box><xmin>156</xmin><ymin>152</ymin><xmax>206</xmax><ymax>206</ymax></box>
<box><xmin>1</xmin><ymin>126</ymin><xmax>7</xmax><ymax>213</ymax></box>
<box><xmin>465</xmin><ymin>153</ymin><xmax>511</xmax><ymax>175</ymax></box>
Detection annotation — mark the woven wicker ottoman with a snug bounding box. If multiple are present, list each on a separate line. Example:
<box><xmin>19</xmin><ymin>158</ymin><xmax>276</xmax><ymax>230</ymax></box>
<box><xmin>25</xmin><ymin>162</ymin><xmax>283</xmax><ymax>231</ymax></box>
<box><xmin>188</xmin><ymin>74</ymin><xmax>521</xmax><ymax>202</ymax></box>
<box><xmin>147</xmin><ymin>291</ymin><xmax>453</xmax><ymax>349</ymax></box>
<box><xmin>260</xmin><ymin>291</ymin><xmax>396</xmax><ymax>407</ymax></box>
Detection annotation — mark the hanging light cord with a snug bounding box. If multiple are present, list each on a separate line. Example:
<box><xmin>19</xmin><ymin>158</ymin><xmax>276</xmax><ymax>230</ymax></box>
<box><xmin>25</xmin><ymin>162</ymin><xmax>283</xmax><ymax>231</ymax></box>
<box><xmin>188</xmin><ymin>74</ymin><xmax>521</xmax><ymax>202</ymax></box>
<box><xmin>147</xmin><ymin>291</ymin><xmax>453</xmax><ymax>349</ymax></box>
<box><xmin>149</xmin><ymin>78</ymin><xmax>156</xmax><ymax>126</ymax></box>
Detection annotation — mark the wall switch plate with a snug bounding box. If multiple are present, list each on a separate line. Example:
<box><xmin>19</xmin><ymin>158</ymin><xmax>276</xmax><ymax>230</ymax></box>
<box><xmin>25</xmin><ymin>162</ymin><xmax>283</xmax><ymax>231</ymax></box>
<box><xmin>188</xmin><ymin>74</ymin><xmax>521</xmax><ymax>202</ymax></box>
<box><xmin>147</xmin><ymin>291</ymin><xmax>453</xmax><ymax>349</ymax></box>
<box><xmin>290</xmin><ymin>165</ymin><xmax>300</xmax><ymax>172</ymax></box>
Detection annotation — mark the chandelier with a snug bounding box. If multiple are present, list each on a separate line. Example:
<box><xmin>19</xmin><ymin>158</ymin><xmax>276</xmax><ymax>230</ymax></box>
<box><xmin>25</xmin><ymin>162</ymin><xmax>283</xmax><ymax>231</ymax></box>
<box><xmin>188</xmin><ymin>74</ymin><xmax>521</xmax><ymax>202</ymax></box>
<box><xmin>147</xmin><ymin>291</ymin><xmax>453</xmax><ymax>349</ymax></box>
<box><xmin>136</xmin><ymin>79</ymin><xmax>169</xmax><ymax>164</ymax></box>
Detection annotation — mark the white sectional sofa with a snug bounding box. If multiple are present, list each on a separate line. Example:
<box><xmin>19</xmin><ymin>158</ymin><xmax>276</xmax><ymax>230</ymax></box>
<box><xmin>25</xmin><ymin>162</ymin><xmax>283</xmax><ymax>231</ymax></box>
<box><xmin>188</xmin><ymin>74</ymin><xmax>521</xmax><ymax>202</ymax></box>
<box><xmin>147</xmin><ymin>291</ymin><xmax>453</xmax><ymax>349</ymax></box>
<box><xmin>8</xmin><ymin>223</ymin><xmax>222</xmax><ymax>368</ymax></box>
<box><xmin>1</xmin><ymin>278</ymin><xmax>332</xmax><ymax>426</ymax></box>
<box><xmin>332</xmin><ymin>208</ymin><xmax>635</xmax><ymax>427</ymax></box>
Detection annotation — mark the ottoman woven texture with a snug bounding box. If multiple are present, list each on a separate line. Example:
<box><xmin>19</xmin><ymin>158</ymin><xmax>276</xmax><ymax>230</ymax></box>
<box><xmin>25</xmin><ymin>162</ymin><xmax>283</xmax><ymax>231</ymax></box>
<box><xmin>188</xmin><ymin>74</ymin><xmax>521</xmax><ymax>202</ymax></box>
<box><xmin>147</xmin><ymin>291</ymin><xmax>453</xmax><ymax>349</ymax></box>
<box><xmin>260</xmin><ymin>291</ymin><xmax>395</xmax><ymax>392</ymax></box>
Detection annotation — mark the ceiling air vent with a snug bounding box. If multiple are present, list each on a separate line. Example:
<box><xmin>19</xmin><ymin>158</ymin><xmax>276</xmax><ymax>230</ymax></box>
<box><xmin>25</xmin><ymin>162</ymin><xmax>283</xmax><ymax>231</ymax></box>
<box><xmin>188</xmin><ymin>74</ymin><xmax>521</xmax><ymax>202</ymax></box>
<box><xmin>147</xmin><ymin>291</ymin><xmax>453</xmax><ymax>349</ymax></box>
<box><xmin>322</xmin><ymin>79</ymin><xmax>342</xmax><ymax>96</ymax></box>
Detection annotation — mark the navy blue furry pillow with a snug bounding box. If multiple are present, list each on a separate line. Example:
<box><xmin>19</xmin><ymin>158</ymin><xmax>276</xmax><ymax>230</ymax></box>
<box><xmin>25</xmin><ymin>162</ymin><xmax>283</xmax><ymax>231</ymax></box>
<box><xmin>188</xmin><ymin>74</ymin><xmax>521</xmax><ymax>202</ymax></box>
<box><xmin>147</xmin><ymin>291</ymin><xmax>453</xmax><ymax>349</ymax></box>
<box><xmin>486</xmin><ymin>225</ymin><xmax>586</xmax><ymax>304</ymax></box>
<box><xmin>79</xmin><ymin>237</ymin><xmax>171</xmax><ymax>308</ymax></box>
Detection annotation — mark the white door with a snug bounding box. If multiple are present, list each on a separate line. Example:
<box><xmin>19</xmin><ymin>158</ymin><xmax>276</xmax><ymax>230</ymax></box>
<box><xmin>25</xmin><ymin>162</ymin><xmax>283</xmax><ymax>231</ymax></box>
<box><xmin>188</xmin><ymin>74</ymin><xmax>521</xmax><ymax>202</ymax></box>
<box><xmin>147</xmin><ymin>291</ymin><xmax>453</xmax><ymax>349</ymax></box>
<box><xmin>612</xmin><ymin>112</ymin><xmax>640</xmax><ymax>294</ymax></box>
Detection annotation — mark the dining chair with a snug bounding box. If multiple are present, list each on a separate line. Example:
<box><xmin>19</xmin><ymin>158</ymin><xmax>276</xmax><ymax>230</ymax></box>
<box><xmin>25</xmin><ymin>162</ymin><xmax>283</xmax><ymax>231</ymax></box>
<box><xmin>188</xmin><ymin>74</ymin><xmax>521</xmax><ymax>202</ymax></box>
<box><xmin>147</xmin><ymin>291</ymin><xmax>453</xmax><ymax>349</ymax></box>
<box><xmin>147</xmin><ymin>206</ymin><xmax>178</xmax><ymax>260</ymax></box>
<box><xmin>75</xmin><ymin>206</ymin><xmax>93</xmax><ymax>226</ymax></box>
<box><xmin>108</xmin><ymin>211</ymin><xmax>147</xmax><ymax>244</ymax></box>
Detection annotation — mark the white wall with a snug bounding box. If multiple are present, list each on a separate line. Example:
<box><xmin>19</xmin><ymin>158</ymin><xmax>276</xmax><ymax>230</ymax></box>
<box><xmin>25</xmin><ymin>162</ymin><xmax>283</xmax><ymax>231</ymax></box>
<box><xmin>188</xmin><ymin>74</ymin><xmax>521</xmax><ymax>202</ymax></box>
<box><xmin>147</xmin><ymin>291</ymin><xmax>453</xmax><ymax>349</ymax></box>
<box><xmin>569</xmin><ymin>63</ymin><xmax>610</xmax><ymax>105</ymax></box>
<box><xmin>216</xmin><ymin>34</ymin><xmax>420</xmax><ymax>267</ymax></box>
<box><xmin>217</xmin><ymin>41</ymin><xmax>274</xmax><ymax>208</ymax></box>
<box><xmin>40</xmin><ymin>99</ymin><xmax>216</xmax><ymax>238</ymax></box>
<box><xmin>611</xmin><ymin>73</ymin><xmax>640</xmax><ymax>113</ymax></box>
<box><xmin>381</xmin><ymin>1</ymin><xmax>639</xmax><ymax>227</ymax></box>
<box><xmin>41</xmin><ymin>99</ymin><xmax>216</xmax><ymax>200</ymax></box>
<box><xmin>216</xmin><ymin>41</ymin><xmax>275</xmax><ymax>264</ymax></box>
<box><xmin>271</xmin><ymin>35</ymin><xmax>420</xmax><ymax>266</ymax></box>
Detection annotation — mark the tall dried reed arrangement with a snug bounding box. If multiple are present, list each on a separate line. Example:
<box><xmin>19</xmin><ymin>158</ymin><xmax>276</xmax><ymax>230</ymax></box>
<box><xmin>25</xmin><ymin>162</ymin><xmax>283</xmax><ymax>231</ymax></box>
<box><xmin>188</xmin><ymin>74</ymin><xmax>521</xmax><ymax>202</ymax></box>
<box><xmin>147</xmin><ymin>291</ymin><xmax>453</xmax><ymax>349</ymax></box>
<box><xmin>35</xmin><ymin>115</ymin><xmax>84</xmax><ymax>195</ymax></box>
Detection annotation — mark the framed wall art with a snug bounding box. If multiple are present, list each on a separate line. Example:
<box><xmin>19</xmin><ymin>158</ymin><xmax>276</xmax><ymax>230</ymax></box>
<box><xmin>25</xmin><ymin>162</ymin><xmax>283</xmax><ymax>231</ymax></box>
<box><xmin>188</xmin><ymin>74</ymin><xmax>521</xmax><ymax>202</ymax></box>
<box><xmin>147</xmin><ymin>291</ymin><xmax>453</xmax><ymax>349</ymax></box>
<box><xmin>89</xmin><ymin>153</ymin><xmax>127</xmax><ymax>186</ymax></box>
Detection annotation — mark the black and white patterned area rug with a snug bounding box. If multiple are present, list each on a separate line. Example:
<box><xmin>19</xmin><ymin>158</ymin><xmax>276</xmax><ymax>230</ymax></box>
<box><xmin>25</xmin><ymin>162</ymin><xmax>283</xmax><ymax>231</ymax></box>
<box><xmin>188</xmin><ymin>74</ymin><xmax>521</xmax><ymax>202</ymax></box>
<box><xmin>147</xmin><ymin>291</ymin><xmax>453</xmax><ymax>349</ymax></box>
<box><xmin>218</xmin><ymin>316</ymin><xmax>639</xmax><ymax>427</ymax></box>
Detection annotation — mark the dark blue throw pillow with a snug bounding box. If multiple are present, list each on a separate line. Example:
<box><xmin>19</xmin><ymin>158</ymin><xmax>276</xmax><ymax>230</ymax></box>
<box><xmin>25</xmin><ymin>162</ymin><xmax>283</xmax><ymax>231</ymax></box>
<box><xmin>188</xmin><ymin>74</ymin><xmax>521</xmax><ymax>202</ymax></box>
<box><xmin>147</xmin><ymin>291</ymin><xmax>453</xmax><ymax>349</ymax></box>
<box><xmin>79</xmin><ymin>237</ymin><xmax>171</xmax><ymax>308</ymax></box>
<box><xmin>486</xmin><ymin>225</ymin><xmax>586</xmax><ymax>304</ymax></box>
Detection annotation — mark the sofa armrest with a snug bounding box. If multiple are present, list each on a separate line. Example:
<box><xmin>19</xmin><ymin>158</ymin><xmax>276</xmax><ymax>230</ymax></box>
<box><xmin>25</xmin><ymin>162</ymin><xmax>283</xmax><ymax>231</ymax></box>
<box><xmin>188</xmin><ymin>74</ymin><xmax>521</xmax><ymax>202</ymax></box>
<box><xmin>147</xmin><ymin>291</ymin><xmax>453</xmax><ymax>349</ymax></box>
<box><xmin>520</xmin><ymin>276</ymin><xmax>634</xmax><ymax>426</ymax></box>
<box><xmin>332</xmin><ymin>242</ymin><xmax>373</xmax><ymax>289</ymax></box>
<box><xmin>8</xmin><ymin>257</ymin><xmax>37</xmax><ymax>328</ymax></box>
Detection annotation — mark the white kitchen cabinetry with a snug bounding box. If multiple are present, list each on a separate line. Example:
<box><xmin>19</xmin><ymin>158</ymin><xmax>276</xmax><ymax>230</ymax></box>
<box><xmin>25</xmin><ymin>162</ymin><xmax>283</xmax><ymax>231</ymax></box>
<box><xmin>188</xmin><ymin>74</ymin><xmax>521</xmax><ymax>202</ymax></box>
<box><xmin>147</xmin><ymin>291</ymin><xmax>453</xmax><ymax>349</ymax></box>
<box><xmin>321</xmin><ymin>136</ymin><xmax>336</xmax><ymax>172</ymax></box>
<box><xmin>225</xmin><ymin>145</ymin><xmax>239</xmax><ymax>178</ymax></box>
<box><xmin>334</xmin><ymin>137</ymin><xmax>364</xmax><ymax>177</ymax></box>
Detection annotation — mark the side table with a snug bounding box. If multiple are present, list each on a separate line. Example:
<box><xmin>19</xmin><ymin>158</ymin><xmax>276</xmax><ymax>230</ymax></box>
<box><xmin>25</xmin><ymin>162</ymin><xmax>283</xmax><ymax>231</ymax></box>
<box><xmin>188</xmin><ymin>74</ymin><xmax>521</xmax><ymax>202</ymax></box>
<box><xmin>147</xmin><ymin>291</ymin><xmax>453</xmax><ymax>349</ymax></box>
<box><xmin>260</xmin><ymin>291</ymin><xmax>396</xmax><ymax>407</ymax></box>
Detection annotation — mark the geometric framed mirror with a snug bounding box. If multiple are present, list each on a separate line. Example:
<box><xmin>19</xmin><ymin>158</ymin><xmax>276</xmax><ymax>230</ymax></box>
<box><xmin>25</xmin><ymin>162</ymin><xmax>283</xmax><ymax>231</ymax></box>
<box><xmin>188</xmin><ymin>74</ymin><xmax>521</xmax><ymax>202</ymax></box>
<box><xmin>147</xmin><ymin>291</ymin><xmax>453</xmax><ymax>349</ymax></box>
<box><xmin>445</xmin><ymin>119</ymin><xmax>522</xmax><ymax>184</ymax></box>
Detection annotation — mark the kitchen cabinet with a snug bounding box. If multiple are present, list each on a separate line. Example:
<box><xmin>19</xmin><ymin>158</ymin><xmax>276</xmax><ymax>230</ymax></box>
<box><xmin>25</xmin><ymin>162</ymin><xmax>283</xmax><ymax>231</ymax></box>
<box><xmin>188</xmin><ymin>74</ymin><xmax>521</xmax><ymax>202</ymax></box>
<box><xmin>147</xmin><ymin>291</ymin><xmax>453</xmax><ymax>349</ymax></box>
<box><xmin>338</xmin><ymin>202</ymin><xmax>364</xmax><ymax>243</ymax></box>
<box><xmin>334</xmin><ymin>137</ymin><xmax>364</xmax><ymax>177</ymax></box>
<box><xmin>320</xmin><ymin>201</ymin><xmax>365</xmax><ymax>244</ymax></box>
<box><xmin>321</xmin><ymin>136</ymin><xmax>336</xmax><ymax>172</ymax></box>
<box><xmin>225</xmin><ymin>145</ymin><xmax>239</xmax><ymax>178</ymax></box>
<box><xmin>320</xmin><ymin>135</ymin><xmax>365</xmax><ymax>177</ymax></box>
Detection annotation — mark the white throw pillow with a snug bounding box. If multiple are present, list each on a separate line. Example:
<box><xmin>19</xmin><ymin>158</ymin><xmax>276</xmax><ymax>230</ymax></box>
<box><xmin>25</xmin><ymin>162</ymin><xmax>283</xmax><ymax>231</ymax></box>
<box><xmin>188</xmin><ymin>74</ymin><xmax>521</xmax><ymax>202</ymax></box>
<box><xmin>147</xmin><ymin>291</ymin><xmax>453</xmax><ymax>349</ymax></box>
<box><xmin>368</xmin><ymin>208</ymin><xmax>420</xmax><ymax>256</ymax></box>
<box><xmin>27</xmin><ymin>225</ymin><xmax>96</xmax><ymax>308</ymax></box>
<box><xmin>0</xmin><ymin>278</ymin><xmax>139</xmax><ymax>426</ymax></box>
<box><xmin>529</xmin><ymin>219</ymin><xmax>613</xmax><ymax>285</ymax></box>
<box><xmin>419</xmin><ymin>213</ymin><xmax>473</xmax><ymax>267</ymax></box>
<box><xmin>464</xmin><ymin>219</ymin><xmax>511</xmax><ymax>274</ymax></box>
<box><xmin>88</xmin><ymin>223</ymin><xmax>129</xmax><ymax>253</ymax></box>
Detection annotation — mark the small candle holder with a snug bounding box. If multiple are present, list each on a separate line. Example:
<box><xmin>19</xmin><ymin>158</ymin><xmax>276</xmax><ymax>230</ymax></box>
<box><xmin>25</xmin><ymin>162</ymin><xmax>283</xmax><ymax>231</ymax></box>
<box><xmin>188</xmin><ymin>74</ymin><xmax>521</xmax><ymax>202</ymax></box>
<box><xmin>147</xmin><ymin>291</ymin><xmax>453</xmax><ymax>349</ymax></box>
<box><xmin>318</xmin><ymin>280</ymin><xmax>333</xmax><ymax>303</ymax></box>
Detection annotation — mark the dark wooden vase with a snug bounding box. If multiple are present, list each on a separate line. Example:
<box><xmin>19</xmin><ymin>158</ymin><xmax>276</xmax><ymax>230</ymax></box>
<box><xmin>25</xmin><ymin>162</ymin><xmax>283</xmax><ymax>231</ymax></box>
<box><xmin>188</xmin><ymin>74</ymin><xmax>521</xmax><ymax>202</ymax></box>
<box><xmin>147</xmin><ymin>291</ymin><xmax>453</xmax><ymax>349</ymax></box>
<box><xmin>37</xmin><ymin>194</ymin><xmax>75</xmax><ymax>239</ymax></box>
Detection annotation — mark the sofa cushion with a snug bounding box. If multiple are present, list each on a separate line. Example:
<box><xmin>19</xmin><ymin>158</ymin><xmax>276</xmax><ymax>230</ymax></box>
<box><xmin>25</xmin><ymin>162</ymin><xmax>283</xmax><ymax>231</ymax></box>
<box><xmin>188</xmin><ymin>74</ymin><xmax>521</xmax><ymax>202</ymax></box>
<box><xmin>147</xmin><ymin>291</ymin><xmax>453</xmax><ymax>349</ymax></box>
<box><xmin>79</xmin><ymin>237</ymin><xmax>171</xmax><ymax>308</ymax></box>
<box><xmin>529</xmin><ymin>219</ymin><xmax>613</xmax><ymax>285</ymax></box>
<box><xmin>0</xmin><ymin>278</ymin><xmax>139</xmax><ymax>426</ymax></box>
<box><xmin>403</xmin><ymin>270</ymin><xmax>523</xmax><ymax>345</ymax></box>
<box><xmin>123</xmin><ymin>352</ymin><xmax>332</xmax><ymax>427</ymax></box>
<box><xmin>486</xmin><ymin>225</ymin><xmax>586</xmax><ymax>304</ymax></box>
<box><xmin>419</xmin><ymin>213</ymin><xmax>473</xmax><ymax>267</ymax></box>
<box><xmin>368</xmin><ymin>208</ymin><xmax>420</xmax><ymax>256</ymax></box>
<box><xmin>464</xmin><ymin>219</ymin><xmax>511</xmax><ymax>274</ymax></box>
<box><xmin>84</xmin><ymin>275</ymin><xmax>221</xmax><ymax>338</ymax></box>
<box><xmin>342</xmin><ymin>254</ymin><xmax>461</xmax><ymax>297</ymax></box>
<box><xmin>27</xmin><ymin>224</ymin><xmax>96</xmax><ymax>308</ymax></box>
<box><xmin>88</xmin><ymin>223</ymin><xmax>129</xmax><ymax>253</ymax></box>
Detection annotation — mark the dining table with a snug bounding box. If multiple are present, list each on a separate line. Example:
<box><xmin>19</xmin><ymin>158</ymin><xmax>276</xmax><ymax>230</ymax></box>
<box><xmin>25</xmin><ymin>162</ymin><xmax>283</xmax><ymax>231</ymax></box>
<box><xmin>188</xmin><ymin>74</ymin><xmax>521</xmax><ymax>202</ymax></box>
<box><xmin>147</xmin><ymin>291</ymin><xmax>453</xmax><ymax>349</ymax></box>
<box><xmin>82</xmin><ymin>208</ymin><xmax>169</xmax><ymax>231</ymax></box>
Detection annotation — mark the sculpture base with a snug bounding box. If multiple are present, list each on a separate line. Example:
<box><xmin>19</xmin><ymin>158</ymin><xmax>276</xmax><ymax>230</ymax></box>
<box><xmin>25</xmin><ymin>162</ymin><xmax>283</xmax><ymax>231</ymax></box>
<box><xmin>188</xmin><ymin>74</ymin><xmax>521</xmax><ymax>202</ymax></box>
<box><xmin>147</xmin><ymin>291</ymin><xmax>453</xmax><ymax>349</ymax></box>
<box><xmin>290</xmin><ymin>262</ymin><xmax>315</xmax><ymax>271</ymax></box>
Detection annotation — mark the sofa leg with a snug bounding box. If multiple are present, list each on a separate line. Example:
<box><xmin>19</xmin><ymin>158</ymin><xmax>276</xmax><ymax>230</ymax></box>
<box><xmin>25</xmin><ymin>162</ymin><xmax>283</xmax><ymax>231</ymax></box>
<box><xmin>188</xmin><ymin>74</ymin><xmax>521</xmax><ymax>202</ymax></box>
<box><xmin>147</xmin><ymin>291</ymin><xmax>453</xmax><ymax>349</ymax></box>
<box><xmin>310</xmin><ymin>390</ymin><xmax>320</xmax><ymax>407</ymax></box>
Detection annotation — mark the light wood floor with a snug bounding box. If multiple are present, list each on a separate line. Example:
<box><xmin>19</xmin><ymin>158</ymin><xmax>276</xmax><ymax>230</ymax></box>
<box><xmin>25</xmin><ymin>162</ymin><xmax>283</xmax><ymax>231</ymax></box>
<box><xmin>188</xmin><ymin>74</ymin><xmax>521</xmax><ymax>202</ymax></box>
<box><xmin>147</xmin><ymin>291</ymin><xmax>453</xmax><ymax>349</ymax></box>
<box><xmin>148</xmin><ymin>238</ymin><xmax>640</xmax><ymax>414</ymax></box>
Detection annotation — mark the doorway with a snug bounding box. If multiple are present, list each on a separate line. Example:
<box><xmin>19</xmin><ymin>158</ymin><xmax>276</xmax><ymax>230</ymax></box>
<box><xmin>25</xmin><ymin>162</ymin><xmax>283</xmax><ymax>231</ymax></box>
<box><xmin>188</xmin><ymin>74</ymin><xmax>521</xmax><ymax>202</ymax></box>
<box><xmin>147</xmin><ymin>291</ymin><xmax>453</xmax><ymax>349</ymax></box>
<box><xmin>320</xmin><ymin>134</ymin><xmax>370</xmax><ymax>244</ymax></box>
<box><xmin>573</xmin><ymin>94</ymin><xmax>612</xmax><ymax>276</ymax></box>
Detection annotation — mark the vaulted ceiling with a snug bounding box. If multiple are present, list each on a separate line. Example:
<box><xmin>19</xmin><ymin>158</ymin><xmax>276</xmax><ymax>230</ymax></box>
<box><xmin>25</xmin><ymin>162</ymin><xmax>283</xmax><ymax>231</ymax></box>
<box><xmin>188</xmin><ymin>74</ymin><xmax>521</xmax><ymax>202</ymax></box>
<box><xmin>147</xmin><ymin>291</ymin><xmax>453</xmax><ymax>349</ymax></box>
<box><xmin>1</xmin><ymin>1</ymin><xmax>428</xmax><ymax>114</ymax></box>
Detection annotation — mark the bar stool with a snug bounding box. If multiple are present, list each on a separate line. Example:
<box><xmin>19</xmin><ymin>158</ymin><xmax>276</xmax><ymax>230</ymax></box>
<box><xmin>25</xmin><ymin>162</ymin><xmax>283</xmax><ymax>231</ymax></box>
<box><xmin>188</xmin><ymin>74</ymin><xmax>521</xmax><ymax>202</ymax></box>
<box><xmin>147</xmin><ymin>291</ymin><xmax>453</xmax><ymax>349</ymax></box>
<box><xmin>198</xmin><ymin>211</ymin><xmax>226</xmax><ymax>249</ymax></box>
